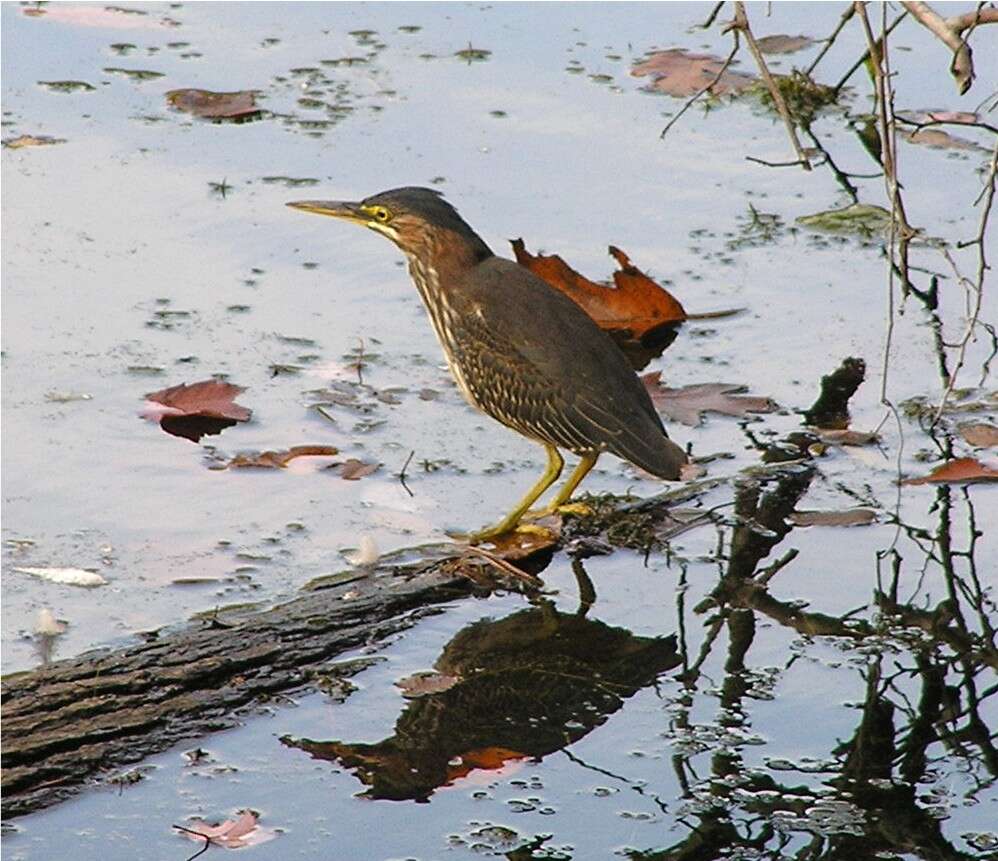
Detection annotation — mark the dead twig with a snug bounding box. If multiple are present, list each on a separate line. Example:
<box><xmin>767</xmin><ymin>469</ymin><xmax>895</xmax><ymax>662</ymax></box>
<box><xmin>833</xmin><ymin>9</ymin><xmax>908</xmax><ymax>94</ymax></box>
<box><xmin>731</xmin><ymin>2</ymin><xmax>812</xmax><ymax>170</ymax></box>
<box><xmin>932</xmin><ymin>138</ymin><xmax>998</xmax><ymax>423</ymax></box>
<box><xmin>660</xmin><ymin>36</ymin><xmax>741</xmax><ymax>139</ymax></box>
<box><xmin>398</xmin><ymin>449</ymin><xmax>415</xmax><ymax>497</ymax></box>
<box><xmin>806</xmin><ymin>3</ymin><xmax>856</xmax><ymax>77</ymax></box>
<box><xmin>901</xmin><ymin>1</ymin><xmax>998</xmax><ymax>94</ymax></box>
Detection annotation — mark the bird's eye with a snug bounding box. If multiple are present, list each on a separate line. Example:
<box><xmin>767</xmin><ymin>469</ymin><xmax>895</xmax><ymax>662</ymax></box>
<box><xmin>373</xmin><ymin>207</ymin><xmax>390</xmax><ymax>222</ymax></box>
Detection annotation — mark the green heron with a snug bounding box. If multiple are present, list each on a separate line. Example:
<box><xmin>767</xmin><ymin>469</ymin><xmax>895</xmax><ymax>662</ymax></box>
<box><xmin>288</xmin><ymin>187</ymin><xmax>686</xmax><ymax>541</ymax></box>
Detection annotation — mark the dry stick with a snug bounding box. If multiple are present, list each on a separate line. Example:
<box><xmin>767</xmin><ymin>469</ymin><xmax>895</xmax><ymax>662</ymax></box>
<box><xmin>857</xmin><ymin>1</ymin><xmax>906</xmax><ymax>554</ymax></box>
<box><xmin>806</xmin><ymin>2</ymin><xmax>856</xmax><ymax>77</ymax></box>
<box><xmin>732</xmin><ymin>2</ymin><xmax>811</xmax><ymax>170</ymax></box>
<box><xmin>932</xmin><ymin>139</ymin><xmax>998</xmax><ymax>423</ymax></box>
<box><xmin>833</xmin><ymin>9</ymin><xmax>908</xmax><ymax>94</ymax></box>
<box><xmin>660</xmin><ymin>35</ymin><xmax>741</xmax><ymax>139</ymax></box>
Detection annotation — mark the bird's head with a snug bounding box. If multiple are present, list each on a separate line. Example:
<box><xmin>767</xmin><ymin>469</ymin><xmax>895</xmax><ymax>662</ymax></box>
<box><xmin>287</xmin><ymin>187</ymin><xmax>492</xmax><ymax>265</ymax></box>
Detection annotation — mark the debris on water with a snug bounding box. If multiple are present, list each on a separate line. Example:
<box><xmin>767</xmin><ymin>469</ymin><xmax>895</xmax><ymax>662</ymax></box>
<box><xmin>14</xmin><ymin>567</ymin><xmax>108</xmax><ymax>587</ymax></box>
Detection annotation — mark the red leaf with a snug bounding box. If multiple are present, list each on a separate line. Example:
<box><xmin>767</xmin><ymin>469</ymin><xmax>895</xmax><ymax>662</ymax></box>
<box><xmin>166</xmin><ymin>88</ymin><xmax>261</xmax><ymax>120</ymax></box>
<box><xmin>226</xmin><ymin>445</ymin><xmax>339</xmax><ymax>469</ymax></box>
<box><xmin>902</xmin><ymin>457</ymin><xmax>998</xmax><ymax>485</ymax></box>
<box><xmin>175</xmin><ymin>810</ymin><xmax>276</xmax><ymax>849</ymax></box>
<box><xmin>336</xmin><ymin>458</ymin><xmax>380</xmax><ymax>480</ymax></box>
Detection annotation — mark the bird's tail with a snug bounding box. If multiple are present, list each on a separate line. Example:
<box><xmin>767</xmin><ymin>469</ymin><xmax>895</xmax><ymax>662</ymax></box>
<box><xmin>613</xmin><ymin>432</ymin><xmax>687</xmax><ymax>481</ymax></box>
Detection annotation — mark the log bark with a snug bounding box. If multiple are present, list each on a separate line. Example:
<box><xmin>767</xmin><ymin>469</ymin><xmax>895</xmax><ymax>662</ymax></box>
<box><xmin>1</xmin><ymin>559</ymin><xmax>478</xmax><ymax>819</ymax></box>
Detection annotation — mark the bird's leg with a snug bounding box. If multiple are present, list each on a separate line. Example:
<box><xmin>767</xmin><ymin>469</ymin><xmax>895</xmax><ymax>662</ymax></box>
<box><xmin>530</xmin><ymin>453</ymin><xmax>599</xmax><ymax>517</ymax></box>
<box><xmin>465</xmin><ymin>444</ymin><xmax>564</xmax><ymax>543</ymax></box>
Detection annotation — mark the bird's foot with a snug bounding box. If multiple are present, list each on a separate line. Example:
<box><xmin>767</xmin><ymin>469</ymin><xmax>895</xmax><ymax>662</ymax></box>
<box><xmin>525</xmin><ymin>501</ymin><xmax>594</xmax><ymax>520</ymax></box>
<box><xmin>452</xmin><ymin>521</ymin><xmax>555</xmax><ymax>545</ymax></box>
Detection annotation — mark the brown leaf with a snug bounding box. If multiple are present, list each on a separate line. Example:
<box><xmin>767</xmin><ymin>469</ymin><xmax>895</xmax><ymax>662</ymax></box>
<box><xmin>902</xmin><ymin>457</ymin><xmax>998</xmax><ymax>485</ymax></box>
<box><xmin>788</xmin><ymin>508</ymin><xmax>877</xmax><ymax>527</ymax></box>
<box><xmin>336</xmin><ymin>458</ymin><xmax>380</xmax><ymax>480</ymax></box>
<box><xmin>144</xmin><ymin>380</ymin><xmax>251</xmax><ymax>421</ymax></box>
<box><xmin>2</xmin><ymin>134</ymin><xmax>66</xmax><ymax>149</ymax></box>
<box><xmin>816</xmin><ymin>429</ymin><xmax>880</xmax><ymax>446</ymax></box>
<box><xmin>176</xmin><ymin>810</ymin><xmax>276</xmax><ymax>849</ymax></box>
<box><xmin>226</xmin><ymin>445</ymin><xmax>339</xmax><ymax>469</ymax></box>
<box><xmin>755</xmin><ymin>34</ymin><xmax>814</xmax><ymax>55</ymax></box>
<box><xmin>958</xmin><ymin>422</ymin><xmax>998</xmax><ymax>448</ymax></box>
<box><xmin>631</xmin><ymin>49</ymin><xmax>756</xmax><ymax>97</ymax></box>
<box><xmin>166</xmin><ymin>88</ymin><xmax>261</xmax><ymax>120</ymax></box>
<box><xmin>142</xmin><ymin>380</ymin><xmax>251</xmax><ymax>442</ymax></box>
<box><xmin>395</xmin><ymin>670</ymin><xmax>461</xmax><ymax>699</ymax></box>
<box><xmin>899</xmin><ymin>128</ymin><xmax>986</xmax><ymax>152</ymax></box>
<box><xmin>511</xmin><ymin>240</ymin><xmax>686</xmax><ymax>345</ymax></box>
<box><xmin>641</xmin><ymin>373</ymin><xmax>777</xmax><ymax>426</ymax></box>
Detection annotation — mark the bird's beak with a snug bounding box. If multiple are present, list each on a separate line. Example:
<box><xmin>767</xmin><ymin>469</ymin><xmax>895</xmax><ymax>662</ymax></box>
<box><xmin>286</xmin><ymin>200</ymin><xmax>366</xmax><ymax>222</ymax></box>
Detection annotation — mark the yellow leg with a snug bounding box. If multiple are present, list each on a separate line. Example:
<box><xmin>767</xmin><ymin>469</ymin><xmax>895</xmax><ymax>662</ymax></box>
<box><xmin>466</xmin><ymin>444</ymin><xmax>564</xmax><ymax>543</ymax></box>
<box><xmin>540</xmin><ymin>454</ymin><xmax>599</xmax><ymax>516</ymax></box>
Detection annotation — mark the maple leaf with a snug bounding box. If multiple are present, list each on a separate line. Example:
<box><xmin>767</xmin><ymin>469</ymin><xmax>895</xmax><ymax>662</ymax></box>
<box><xmin>511</xmin><ymin>240</ymin><xmax>686</xmax><ymax>369</ymax></box>
<box><xmin>631</xmin><ymin>49</ymin><xmax>756</xmax><ymax>97</ymax></box>
<box><xmin>641</xmin><ymin>372</ymin><xmax>777</xmax><ymax>426</ymax></box>
<box><xmin>958</xmin><ymin>423</ymin><xmax>998</xmax><ymax>448</ymax></box>
<box><xmin>902</xmin><ymin>457</ymin><xmax>998</xmax><ymax>486</ymax></box>
<box><xmin>175</xmin><ymin>810</ymin><xmax>276</xmax><ymax>849</ymax></box>
<box><xmin>142</xmin><ymin>379</ymin><xmax>251</xmax><ymax>442</ymax></box>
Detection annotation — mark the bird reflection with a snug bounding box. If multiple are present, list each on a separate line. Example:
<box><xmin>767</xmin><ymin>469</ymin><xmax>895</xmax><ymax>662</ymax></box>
<box><xmin>283</xmin><ymin>601</ymin><xmax>679</xmax><ymax>801</ymax></box>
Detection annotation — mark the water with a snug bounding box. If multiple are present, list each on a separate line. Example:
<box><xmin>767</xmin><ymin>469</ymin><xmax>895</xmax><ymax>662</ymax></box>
<box><xmin>2</xmin><ymin>3</ymin><xmax>995</xmax><ymax>858</ymax></box>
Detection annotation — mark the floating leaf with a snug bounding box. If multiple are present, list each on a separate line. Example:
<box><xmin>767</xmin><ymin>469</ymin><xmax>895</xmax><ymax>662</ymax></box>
<box><xmin>631</xmin><ymin>49</ymin><xmax>756</xmax><ymax>97</ymax></box>
<box><xmin>14</xmin><ymin>566</ymin><xmax>107</xmax><ymax>587</ymax></box>
<box><xmin>225</xmin><ymin>445</ymin><xmax>339</xmax><ymax>469</ymax></box>
<box><xmin>166</xmin><ymin>88</ymin><xmax>261</xmax><ymax>120</ymax></box>
<box><xmin>796</xmin><ymin>203</ymin><xmax>892</xmax><ymax>236</ymax></box>
<box><xmin>395</xmin><ymin>670</ymin><xmax>461</xmax><ymax>699</ymax></box>
<box><xmin>900</xmin><ymin>128</ymin><xmax>987</xmax><ymax>152</ymax></box>
<box><xmin>788</xmin><ymin>508</ymin><xmax>877</xmax><ymax>527</ymax></box>
<box><xmin>512</xmin><ymin>240</ymin><xmax>685</xmax><ymax>369</ymax></box>
<box><xmin>902</xmin><ymin>457</ymin><xmax>998</xmax><ymax>485</ymax></box>
<box><xmin>175</xmin><ymin>810</ymin><xmax>276</xmax><ymax>849</ymax></box>
<box><xmin>958</xmin><ymin>423</ymin><xmax>998</xmax><ymax>448</ymax></box>
<box><xmin>142</xmin><ymin>379</ymin><xmax>251</xmax><ymax>442</ymax></box>
<box><xmin>2</xmin><ymin>134</ymin><xmax>66</xmax><ymax>149</ymax></box>
<box><xmin>755</xmin><ymin>34</ymin><xmax>814</xmax><ymax>55</ymax></box>
<box><xmin>641</xmin><ymin>373</ymin><xmax>777</xmax><ymax>426</ymax></box>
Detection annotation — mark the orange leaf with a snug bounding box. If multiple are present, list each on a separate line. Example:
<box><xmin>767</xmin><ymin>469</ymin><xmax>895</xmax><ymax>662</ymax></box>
<box><xmin>512</xmin><ymin>239</ymin><xmax>686</xmax><ymax>339</ymax></box>
<box><xmin>902</xmin><ymin>457</ymin><xmax>998</xmax><ymax>485</ymax></box>
<box><xmin>142</xmin><ymin>379</ymin><xmax>252</xmax><ymax>442</ymax></box>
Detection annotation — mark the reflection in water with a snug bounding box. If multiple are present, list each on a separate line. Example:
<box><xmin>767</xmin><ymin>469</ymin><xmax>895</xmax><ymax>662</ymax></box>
<box><xmin>652</xmin><ymin>465</ymin><xmax>997</xmax><ymax>861</ymax></box>
<box><xmin>283</xmin><ymin>603</ymin><xmax>680</xmax><ymax>801</ymax></box>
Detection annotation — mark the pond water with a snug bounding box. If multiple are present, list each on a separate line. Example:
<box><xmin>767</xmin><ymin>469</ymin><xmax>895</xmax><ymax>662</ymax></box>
<box><xmin>2</xmin><ymin>2</ymin><xmax>995</xmax><ymax>859</ymax></box>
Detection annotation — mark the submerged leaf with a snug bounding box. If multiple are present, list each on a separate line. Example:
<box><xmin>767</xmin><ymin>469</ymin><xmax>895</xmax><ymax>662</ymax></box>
<box><xmin>642</xmin><ymin>373</ymin><xmax>777</xmax><ymax>426</ymax></box>
<box><xmin>755</xmin><ymin>34</ymin><xmax>814</xmax><ymax>55</ymax></box>
<box><xmin>632</xmin><ymin>49</ymin><xmax>756</xmax><ymax>97</ymax></box>
<box><xmin>958</xmin><ymin>422</ymin><xmax>998</xmax><ymax>448</ymax></box>
<box><xmin>166</xmin><ymin>88</ymin><xmax>261</xmax><ymax>120</ymax></box>
<box><xmin>396</xmin><ymin>670</ymin><xmax>461</xmax><ymax>698</ymax></box>
<box><xmin>796</xmin><ymin>203</ymin><xmax>892</xmax><ymax>236</ymax></box>
<box><xmin>336</xmin><ymin>458</ymin><xmax>380</xmax><ymax>480</ymax></box>
<box><xmin>902</xmin><ymin>457</ymin><xmax>998</xmax><ymax>485</ymax></box>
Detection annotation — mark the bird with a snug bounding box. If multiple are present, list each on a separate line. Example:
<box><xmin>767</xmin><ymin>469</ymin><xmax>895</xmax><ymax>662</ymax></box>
<box><xmin>287</xmin><ymin>187</ymin><xmax>686</xmax><ymax>542</ymax></box>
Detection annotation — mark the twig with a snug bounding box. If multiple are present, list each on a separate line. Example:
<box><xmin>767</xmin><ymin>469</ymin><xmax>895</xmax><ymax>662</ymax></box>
<box><xmin>932</xmin><ymin>138</ymin><xmax>998</xmax><ymax>422</ymax></box>
<box><xmin>901</xmin><ymin>2</ymin><xmax>998</xmax><ymax>94</ymax></box>
<box><xmin>398</xmin><ymin>449</ymin><xmax>415</xmax><ymax>497</ymax></box>
<box><xmin>660</xmin><ymin>36</ymin><xmax>741</xmax><ymax>139</ymax></box>
<box><xmin>833</xmin><ymin>9</ymin><xmax>908</xmax><ymax>94</ymax></box>
<box><xmin>757</xmin><ymin>548</ymin><xmax>799</xmax><ymax>585</ymax></box>
<box><xmin>173</xmin><ymin>826</ymin><xmax>211</xmax><ymax>861</ymax></box>
<box><xmin>806</xmin><ymin>3</ymin><xmax>856</xmax><ymax>78</ymax></box>
<box><xmin>732</xmin><ymin>2</ymin><xmax>811</xmax><ymax>170</ymax></box>
<box><xmin>702</xmin><ymin>0</ymin><xmax>725</xmax><ymax>29</ymax></box>
<box><xmin>745</xmin><ymin>155</ymin><xmax>813</xmax><ymax>169</ymax></box>
<box><xmin>895</xmin><ymin>114</ymin><xmax>998</xmax><ymax>138</ymax></box>
<box><xmin>460</xmin><ymin>545</ymin><xmax>544</xmax><ymax>588</ymax></box>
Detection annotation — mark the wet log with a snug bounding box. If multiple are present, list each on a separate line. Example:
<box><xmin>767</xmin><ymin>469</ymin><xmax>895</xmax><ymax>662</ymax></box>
<box><xmin>0</xmin><ymin>559</ymin><xmax>478</xmax><ymax>819</ymax></box>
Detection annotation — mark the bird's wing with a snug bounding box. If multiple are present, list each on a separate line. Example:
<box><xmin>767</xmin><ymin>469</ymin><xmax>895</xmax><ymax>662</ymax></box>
<box><xmin>449</xmin><ymin>257</ymin><xmax>685</xmax><ymax>478</ymax></box>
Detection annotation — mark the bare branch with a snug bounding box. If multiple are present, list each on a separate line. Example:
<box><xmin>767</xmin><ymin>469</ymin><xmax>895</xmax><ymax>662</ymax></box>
<box><xmin>732</xmin><ymin>2</ymin><xmax>812</xmax><ymax>170</ymax></box>
<box><xmin>660</xmin><ymin>35</ymin><xmax>741</xmax><ymax>139</ymax></box>
<box><xmin>901</xmin><ymin>1</ymin><xmax>998</xmax><ymax>94</ymax></box>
